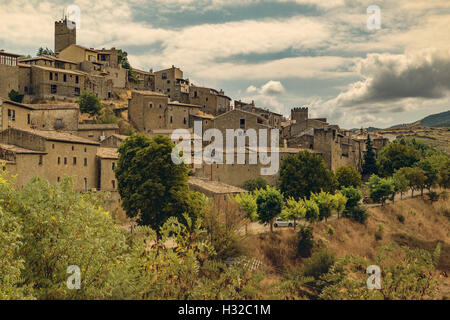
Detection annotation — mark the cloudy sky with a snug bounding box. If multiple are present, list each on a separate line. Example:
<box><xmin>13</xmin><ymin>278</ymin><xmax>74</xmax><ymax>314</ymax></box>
<box><xmin>1</xmin><ymin>0</ymin><xmax>449</xmax><ymax>128</ymax></box>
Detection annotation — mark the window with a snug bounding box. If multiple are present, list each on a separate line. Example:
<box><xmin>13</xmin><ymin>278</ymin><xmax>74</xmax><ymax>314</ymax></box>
<box><xmin>73</xmin><ymin>157</ymin><xmax>77</xmax><ymax>165</ymax></box>
<box><xmin>167</xmin><ymin>88</ymin><xmax>170</xmax><ymax>92</ymax></box>
<box><xmin>170</xmin><ymin>116</ymin><xmax>173</xmax><ymax>123</ymax></box>
<box><xmin>64</xmin><ymin>157</ymin><xmax>67</xmax><ymax>165</ymax></box>
<box><xmin>57</xmin><ymin>177</ymin><xmax>60</xmax><ymax>182</ymax></box>
<box><xmin>49</xmin><ymin>72</ymin><xmax>53</xmax><ymax>80</ymax></box>
<box><xmin>51</xmin><ymin>85</ymin><xmax>57</xmax><ymax>94</ymax></box>
<box><xmin>84</xmin><ymin>158</ymin><xmax>87</xmax><ymax>166</ymax></box>
<box><xmin>149</xmin><ymin>103</ymin><xmax>153</xmax><ymax>108</ymax></box>
<box><xmin>84</xmin><ymin>148</ymin><xmax>87</xmax><ymax>152</ymax></box>
<box><xmin>75</xmin><ymin>76</ymin><xmax>79</xmax><ymax>84</ymax></box>
<box><xmin>63</xmin><ymin>74</ymin><xmax>67</xmax><ymax>82</ymax></box>
<box><xmin>183</xmin><ymin>118</ymin><xmax>186</xmax><ymax>125</ymax></box>
<box><xmin>75</xmin><ymin>87</ymin><xmax>80</xmax><ymax>96</ymax></box>
<box><xmin>54</xmin><ymin>73</ymin><xmax>58</xmax><ymax>81</ymax></box>
<box><xmin>112</xmin><ymin>162</ymin><xmax>115</xmax><ymax>170</ymax></box>
<box><xmin>112</xmin><ymin>180</ymin><xmax>116</xmax><ymax>189</ymax></box>
<box><xmin>52</xmin><ymin>144</ymin><xmax>55</xmax><ymax>149</ymax></box>
<box><xmin>162</xmin><ymin>73</ymin><xmax>167</xmax><ymax>79</ymax></box>
<box><xmin>71</xmin><ymin>146</ymin><xmax>74</xmax><ymax>151</ymax></box>
<box><xmin>55</xmin><ymin>119</ymin><xmax>63</xmax><ymax>129</ymax></box>
<box><xmin>240</xmin><ymin>118</ymin><xmax>245</xmax><ymax>129</ymax></box>
<box><xmin>84</xmin><ymin>178</ymin><xmax>87</xmax><ymax>191</ymax></box>
<box><xmin>167</xmin><ymin>80</ymin><xmax>170</xmax><ymax>84</ymax></box>
<box><xmin>38</xmin><ymin>155</ymin><xmax>43</xmax><ymax>165</ymax></box>
<box><xmin>27</xmin><ymin>114</ymin><xmax>31</xmax><ymax>125</ymax></box>
<box><xmin>58</xmin><ymin>157</ymin><xmax>61</xmax><ymax>164</ymax></box>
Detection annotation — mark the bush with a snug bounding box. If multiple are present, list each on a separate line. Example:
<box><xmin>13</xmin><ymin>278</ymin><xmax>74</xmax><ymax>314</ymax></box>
<box><xmin>297</xmin><ymin>225</ymin><xmax>314</xmax><ymax>258</ymax></box>
<box><xmin>8</xmin><ymin>89</ymin><xmax>24</xmax><ymax>103</ymax></box>
<box><xmin>335</xmin><ymin>166</ymin><xmax>361</xmax><ymax>188</ymax></box>
<box><xmin>441</xmin><ymin>190</ymin><xmax>449</xmax><ymax>201</ymax></box>
<box><xmin>242</xmin><ymin>178</ymin><xmax>268</xmax><ymax>192</ymax></box>
<box><xmin>326</xmin><ymin>225</ymin><xmax>335</xmax><ymax>236</ymax></box>
<box><xmin>427</xmin><ymin>191</ymin><xmax>440</xmax><ymax>202</ymax></box>
<box><xmin>302</xmin><ymin>249</ymin><xmax>335</xmax><ymax>279</ymax></box>
<box><xmin>396</xmin><ymin>214</ymin><xmax>405</xmax><ymax>224</ymax></box>
<box><xmin>375</xmin><ymin>224</ymin><xmax>384</xmax><ymax>241</ymax></box>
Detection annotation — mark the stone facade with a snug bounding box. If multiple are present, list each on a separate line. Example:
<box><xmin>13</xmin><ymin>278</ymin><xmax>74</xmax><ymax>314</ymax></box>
<box><xmin>77</xmin><ymin>123</ymin><xmax>120</xmax><ymax>142</ymax></box>
<box><xmin>55</xmin><ymin>18</ymin><xmax>76</xmax><ymax>54</ymax></box>
<box><xmin>189</xmin><ymin>85</ymin><xmax>231</xmax><ymax>116</ymax></box>
<box><xmin>28</xmin><ymin>103</ymin><xmax>79</xmax><ymax>132</ymax></box>
<box><xmin>235</xmin><ymin>100</ymin><xmax>283</xmax><ymax>129</ymax></box>
<box><xmin>0</xmin><ymin>51</ymin><xmax>20</xmax><ymax>99</ymax></box>
<box><xmin>0</xmin><ymin>100</ymin><xmax>33</xmax><ymax>131</ymax></box>
<box><xmin>0</xmin><ymin>128</ymin><xmax>99</xmax><ymax>191</ymax></box>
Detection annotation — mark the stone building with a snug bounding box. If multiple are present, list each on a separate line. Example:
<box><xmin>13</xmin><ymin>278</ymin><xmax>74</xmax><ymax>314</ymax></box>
<box><xmin>154</xmin><ymin>66</ymin><xmax>190</xmax><ymax>102</ymax></box>
<box><xmin>77</xmin><ymin>123</ymin><xmax>120</xmax><ymax>142</ymax></box>
<box><xmin>28</xmin><ymin>103</ymin><xmax>79</xmax><ymax>132</ymax></box>
<box><xmin>54</xmin><ymin>18</ymin><xmax>76</xmax><ymax>54</ymax></box>
<box><xmin>130</xmin><ymin>68</ymin><xmax>154</xmax><ymax>91</ymax></box>
<box><xmin>0</xmin><ymin>100</ymin><xmax>33</xmax><ymax>131</ymax></box>
<box><xmin>189</xmin><ymin>85</ymin><xmax>231</xmax><ymax>116</ymax></box>
<box><xmin>188</xmin><ymin>177</ymin><xmax>246</xmax><ymax>207</ymax></box>
<box><xmin>194</xmin><ymin>147</ymin><xmax>306</xmax><ymax>187</ymax></box>
<box><xmin>0</xmin><ymin>127</ymin><xmax>99</xmax><ymax>191</ymax></box>
<box><xmin>96</xmin><ymin>147</ymin><xmax>123</xmax><ymax>213</ymax></box>
<box><xmin>0</xmin><ymin>50</ymin><xmax>21</xmax><ymax>99</ymax></box>
<box><xmin>100</xmin><ymin>134</ymin><xmax>129</xmax><ymax>148</ymax></box>
<box><xmin>128</xmin><ymin>90</ymin><xmax>202</xmax><ymax>133</ymax></box>
<box><xmin>234</xmin><ymin>100</ymin><xmax>283</xmax><ymax>129</ymax></box>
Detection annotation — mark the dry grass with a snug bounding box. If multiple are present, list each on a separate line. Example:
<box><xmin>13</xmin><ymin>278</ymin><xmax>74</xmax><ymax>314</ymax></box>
<box><xmin>244</xmin><ymin>195</ymin><xmax>450</xmax><ymax>299</ymax></box>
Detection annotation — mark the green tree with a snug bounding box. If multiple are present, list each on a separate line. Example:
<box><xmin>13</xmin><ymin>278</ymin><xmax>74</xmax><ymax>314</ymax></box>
<box><xmin>335</xmin><ymin>165</ymin><xmax>361</xmax><ymax>188</ymax></box>
<box><xmin>36</xmin><ymin>47</ymin><xmax>54</xmax><ymax>56</ymax></box>
<box><xmin>310</xmin><ymin>191</ymin><xmax>334</xmax><ymax>221</ymax></box>
<box><xmin>393</xmin><ymin>169</ymin><xmax>409</xmax><ymax>200</ymax></box>
<box><xmin>331</xmin><ymin>192</ymin><xmax>347</xmax><ymax>219</ymax></box>
<box><xmin>415</xmin><ymin>158</ymin><xmax>439</xmax><ymax>193</ymax></box>
<box><xmin>366</xmin><ymin>175</ymin><xmax>395</xmax><ymax>206</ymax></box>
<box><xmin>402</xmin><ymin>167</ymin><xmax>426</xmax><ymax>197</ymax></box>
<box><xmin>115</xmin><ymin>134</ymin><xmax>193</xmax><ymax>231</ymax></box>
<box><xmin>377</xmin><ymin>141</ymin><xmax>420</xmax><ymax>177</ymax></box>
<box><xmin>281</xmin><ymin>197</ymin><xmax>306</xmax><ymax>229</ymax></box>
<box><xmin>234</xmin><ymin>192</ymin><xmax>258</xmax><ymax>234</ymax></box>
<box><xmin>280</xmin><ymin>151</ymin><xmax>336</xmax><ymax>200</ymax></box>
<box><xmin>255</xmin><ymin>186</ymin><xmax>283</xmax><ymax>232</ymax></box>
<box><xmin>303</xmin><ymin>198</ymin><xmax>320</xmax><ymax>223</ymax></box>
<box><xmin>8</xmin><ymin>89</ymin><xmax>24</xmax><ymax>103</ymax></box>
<box><xmin>339</xmin><ymin>186</ymin><xmax>368</xmax><ymax>223</ymax></box>
<box><xmin>77</xmin><ymin>91</ymin><xmax>103</xmax><ymax>116</ymax></box>
<box><xmin>242</xmin><ymin>177</ymin><xmax>268</xmax><ymax>192</ymax></box>
<box><xmin>362</xmin><ymin>135</ymin><xmax>378</xmax><ymax>176</ymax></box>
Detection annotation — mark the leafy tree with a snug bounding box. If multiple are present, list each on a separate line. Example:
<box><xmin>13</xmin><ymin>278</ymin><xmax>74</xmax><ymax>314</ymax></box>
<box><xmin>77</xmin><ymin>91</ymin><xmax>103</xmax><ymax>116</ymax></box>
<box><xmin>402</xmin><ymin>167</ymin><xmax>426</xmax><ymax>197</ymax></box>
<box><xmin>377</xmin><ymin>141</ymin><xmax>420</xmax><ymax>177</ymax></box>
<box><xmin>331</xmin><ymin>192</ymin><xmax>347</xmax><ymax>219</ymax></box>
<box><xmin>242</xmin><ymin>177</ymin><xmax>268</xmax><ymax>192</ymax></box>
<box><xmin>8</xmin><ymin>89</ymin><xmax>24</xmax><ymax>103</ymax></box>
<box><xmin>234</xmin><ymin>192</ymin><xmax>258</xmax><ymax>234</ymax></box>
<box><xmin>302</xmin><ymin>249</ymin><xmax>335</xmax><ymax>279</ymax></box>
<box><xmin>303</xmin><ymin>199</ymin><xmax>320</xmax><ymax>223</ymax></box>
<box><xmin>36</xmin><ymin>47</ymin><xmax>54</xmax><ymax>56</ymax></box>
<box><xmin>427</xmin><ymin>153</ymin><xmax>450</xmax><ymax>188</ymax></box>
<box><xmin>281</xmin><ymin>197</ymin><xmax>306</xmax><ymax>229</ymax></box>
<box><xmin>335</xmin><ymin>165</ymin><xmax>361</xmax><ymax>188</ymax></box>
<box><xmin>296</xmin><ymin>225</ymin><xmax>315</xmax><ymax>258</ymax></box>
<box><xmin>255</xmin><ymin>186</ymin><xmax>283</xmax><ymax>232</ymax></box>
<box><xmin>115</xmin><ymin>134</ymin><xmax>194</xmax><ymax>231</ymax></box>
<box><xmin>366</xmin><ymin>175</ymin><xmax>395</xmax><ymax>206</ymax></box>
<box><xmin>415</xmin><ymin>158</ymin><xmax>439</xmax><ymax>193</ymax></box>
<box><xmin>362</xmin><ymin>135</ymin><xmax>378</xmax><ymax>176</ymax></box>
<box><xmin>117</xmin><ymin>49</ymin><xmax>139</xmax><ymax>84</ymax></box>
<box><xmin>310</xmin><ymin>191</ymin><xmax>334</xmax><ymax>221</ymax></box>
<box><xmin>393</xmin><ymin>169</ymin><xmax>409</xmax><ymax>200</ymax></box>
<box><xmin>339</xmin><ymin>187</ymin><xmax>368</xmax><ymax>223</ymax></box>
<box><xmin>280</xmin><ymin>151</ymin><xmax>336</xmax><ymax>200</ymax></box>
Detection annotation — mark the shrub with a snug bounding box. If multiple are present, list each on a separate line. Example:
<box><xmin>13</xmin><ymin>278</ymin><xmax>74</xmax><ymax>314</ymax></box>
<box><xmin>375</xmin><ymin>224</ymin><xmax>384</xmax><ymax>241</ymax></box>
<box><xmin>427</xmin><ymin>191</ymin><xmax>440</xmax><ymax>202</ymax></box>
<box><xmin>343</xmin><ymin>205</ymin><xmax>369</xmax><ymax>224</ymax></box>
<box><xmin>326</xmin><ymin>224</ymin><xmax>335</xmax><ymax>236</ymax></box>
<box><xmin>297</xmin><ymin>225</ymin><xmax>314</xmax><ymax>258</ymax></box>
<box><xmin>242</xmin><ymin>178</ymin><xmax>268</xmax><ymax>192</ymax></box>
<box><xmin>440</xmin><ymin>190</ymin><xmax>449</xmax><ymax>201</ymax></box>
<box><xmin>302</xmin><ymin>249</ymin><xmax>335</xmax><ymax>279</ymax></box>
<box><xmin>396</xmin><ymin>214</ymin><xmax>405</xmax><ymax>224</ymax></box>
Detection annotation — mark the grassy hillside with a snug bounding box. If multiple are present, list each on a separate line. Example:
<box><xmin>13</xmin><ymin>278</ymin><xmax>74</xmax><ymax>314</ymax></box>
<box><xmin>420</xmin><ymin>110</ymin><xmax>450</xmax><ymax>127</ymax></box>
<box><xmin>245</xmin><ymin>195</ymin><xmax>450</xmax><ymax>299</ymax></box>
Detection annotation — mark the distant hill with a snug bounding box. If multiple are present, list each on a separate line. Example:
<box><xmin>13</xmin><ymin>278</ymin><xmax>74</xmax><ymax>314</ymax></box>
<box><xmin>389</xmin><ymin>110</ymin><xmax>450</xmax><ymax>129</ymax></box>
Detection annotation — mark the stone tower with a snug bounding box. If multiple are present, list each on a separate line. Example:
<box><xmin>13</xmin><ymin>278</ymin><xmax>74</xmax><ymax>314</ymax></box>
<box><xmin>291</xmin><ymin>107</ymin><xmax>309</xmax><ymax>123</ymax></box>
<box><xmin>54</xmin><ymin>18</ymin><xmax>76</xmax><ymax>54</ymax></box>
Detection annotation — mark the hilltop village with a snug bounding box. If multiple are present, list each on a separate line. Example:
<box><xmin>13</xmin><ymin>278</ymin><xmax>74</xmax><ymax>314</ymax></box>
<box><xmin>0</xmin><ymin>17</ymin><xmax>389</xmax><ymax>213</ymax></box>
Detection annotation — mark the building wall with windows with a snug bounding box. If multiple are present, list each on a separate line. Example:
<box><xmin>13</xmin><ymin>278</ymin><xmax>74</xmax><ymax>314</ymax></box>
<box><xmin>0</xmin><ymin>128</ymin><xmax>99</xmax><ymax>191</ymax></box>
<box><xmin>0</xmin><ymin>100</ymin><xmax>33</xmax><ymax>132</ymax></box>
<box><xmin>0</xmin><ymin>51</ymin><xmax>20</xmax><ymax>99</ymax></box>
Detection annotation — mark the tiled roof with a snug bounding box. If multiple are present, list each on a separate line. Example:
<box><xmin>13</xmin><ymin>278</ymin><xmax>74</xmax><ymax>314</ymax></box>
<box><xmin>188</xmin><ymin>177</ymin><xmax>246</xmax><ymax>195</ymax></box>
<box><xmin>0</xmin><ymin>143</ymin><xmax>47</xmax><ymax>154</ymax></box>
<box><xmin>97</xmin><ymin>147</ymin><xmax>118</xmax><ymax>159</ymax></box>
<box><xmin>132</xmin><ymin>90</ymin><xmax>167</xmax><ymax>97</ymax></box>
<box><xmin>78</xmin><ymin>123</ymin><xmax>119</xmax><ymax>130</ymax></box>
<box><xmin>32</xmin><ymin>65</ymin><xmax>87</xmax><ymax>76</ymax></box>
<box><xmin>25</xmin><ymin>103</ymin><xmax>79</xmax><ymax>110</ymax></box>
<box><xmin>8</xmin><ymin>128</ymin><xmax>100</xmax><ymax>145</ymax></box>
